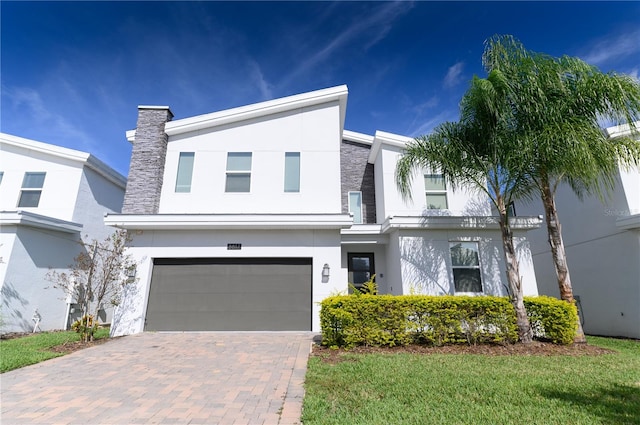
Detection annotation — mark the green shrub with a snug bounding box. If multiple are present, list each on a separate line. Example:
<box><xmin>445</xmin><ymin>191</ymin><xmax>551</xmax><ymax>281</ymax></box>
<box><xmin>524</xmin><ymin>296</ymin><xmax>578</xmax><ymax>344</ymax></box>
<box><xmin>320</xmin><ymin>295</ymin><xmax>577</xmax><ymax>348</ymax></box>
<box><xmin>320</xmin><ymin>295</ymin><xmax>519</xmax><ymax>348</ymax></box>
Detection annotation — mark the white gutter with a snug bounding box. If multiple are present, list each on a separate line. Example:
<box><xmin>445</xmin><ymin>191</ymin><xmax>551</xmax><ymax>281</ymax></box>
<box><xmin>104</xmin><ymin>213</ymin><xmax>354</xmax><ymax>230</ymax></box>
<box><xmin>0</xmin><ymin>211</ymin><xmax>83</xmax><ymax>233</ymax></box>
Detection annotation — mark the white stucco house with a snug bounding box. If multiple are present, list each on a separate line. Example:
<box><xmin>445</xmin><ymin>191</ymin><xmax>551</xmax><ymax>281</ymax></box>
<box><xmin>517</xmin><ymin>122</ymin><xmax>640</xmax><ymax>339</ymax></box>
<box><xmin>0</xmin><ymin>133</ymin><xmax>126</xmax><ymax>333</ymax></box>
<box><xmin>106</xmin><ymin>85</ymin><xmax>540</xmax><ymax>336</ymax></box>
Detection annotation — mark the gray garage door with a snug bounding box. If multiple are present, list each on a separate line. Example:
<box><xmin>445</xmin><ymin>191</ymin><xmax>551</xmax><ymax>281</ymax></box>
<box><xmin>145</xmin><ymin>258</ymin><xmax>312</xmax><ymax>331</ymax></box>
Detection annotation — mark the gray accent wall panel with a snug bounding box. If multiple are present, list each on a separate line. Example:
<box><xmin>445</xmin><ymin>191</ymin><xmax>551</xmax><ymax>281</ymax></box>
<box><xmin>340</xmin><ymin>140</ymin><xmax>377</xmax><ymax>223</ymax></box>
<box><xmin>122</xmin><ymin>107</ymin><xmax>173</xmax><ymax>214</ymax></box>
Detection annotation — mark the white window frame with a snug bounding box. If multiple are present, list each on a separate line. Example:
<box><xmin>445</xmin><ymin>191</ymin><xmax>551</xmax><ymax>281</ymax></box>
<box><xmin>225</xmin><ymin>152</ymin><xmax>252</xmax><ymax>193</ymax></box>
<box><xmin>175</xmin><ymin>152</ymin><xmax>195</xmax><ymax>193</ymax></box>
<box><xmin>284</xmin><ymin>152</ymin><xmax>300</xmax><ymax>193</ymax></box>
<box><xmin>348</xmin><ymin>191</ymin><xmax>363</xmax><ymax>224</ymax></box>
<box><xmin>449</xmin><ymin>241</ymin><xmax>483</xmax><ymax>294</ymax></box>
<box><xmin>424</xmin><ymin>174</ymin><xmax>448</xmax><ymax>209</ymax></box>
<box><xmin>18</xmin><ymin>172</ymin><xmax>46</xmax><ymax>208</ymax></box>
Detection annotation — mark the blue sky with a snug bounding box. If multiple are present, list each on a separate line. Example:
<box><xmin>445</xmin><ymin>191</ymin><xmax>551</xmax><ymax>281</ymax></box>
<box><xmin>2</xmin><ymin>1</ymin><xmax>639</xmax><ymax>176</ymax></box>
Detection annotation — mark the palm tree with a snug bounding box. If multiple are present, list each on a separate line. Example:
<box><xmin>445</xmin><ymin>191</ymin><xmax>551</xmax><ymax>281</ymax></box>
<box><xmin>482</xmin><ymin>35</ymin><xmax>640</xmax><ymax>343</ymax></box>
<box><xmin>396</xmin><ymin>72</ymin><xmax>535</xmax><ymax>343</ymax></box>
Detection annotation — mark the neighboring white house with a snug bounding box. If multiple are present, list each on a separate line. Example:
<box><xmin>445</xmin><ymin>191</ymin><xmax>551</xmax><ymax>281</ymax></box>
<box><xmin>517</xmin><ymin>122</ymin><xmax>640</xmax><ymax>339</ymax></box>
<box><xmin>106</xmin><ymin>85</ymin><xmax>540</xmax><ymax>336</ymax></box>
<box><xmin>0</xmin><ymin>133</ymin><xmax>126</xmax><ymax>333</ymax></box>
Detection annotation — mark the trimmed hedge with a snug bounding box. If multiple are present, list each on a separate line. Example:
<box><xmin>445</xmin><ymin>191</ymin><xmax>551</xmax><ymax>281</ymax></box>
<box><xmin>320</xmin><ymin>295</ymin><xmax>577</xmax><ymax>348</ymax></box>
<box><xmin>525</xmin><ymin>296</ymin><xmax>578</xmax><ymax>345</ymax></box>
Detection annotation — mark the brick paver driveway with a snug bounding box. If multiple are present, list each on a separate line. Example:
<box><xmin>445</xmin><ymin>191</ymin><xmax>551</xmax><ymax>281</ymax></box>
<box><xmin>1</xmin><ymin>332</ymin><xmax>316</xmax><ymax>425</ymax></box>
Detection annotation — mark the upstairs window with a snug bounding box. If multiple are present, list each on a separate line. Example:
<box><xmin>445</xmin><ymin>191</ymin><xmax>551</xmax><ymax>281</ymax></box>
<box><xmin>175</xmin><ymin>152</ymin><xmax>195</xmax><ymax>193</ymax></box>
<box><xmin>450</xmin><ymin>241</ymin><xmax>483</xmax><ymax>293</ymax></box>
<box><xmin>425</xmin><ymin>174</ymin><xmax>448</xmax><ymax>209</ymax></box>
<box><xmin>18</xmin><ymin>172</ymin><xmax>46</xmax><ymax>207</ymax></box>
<box><xmin>225</xmin><ymin>152</ymin><xmax>252</xmax><ymax>192</ymax></box>
<box><xmin>348</xmin><ymin>191</ymin><xmax>363</xmax><ymax>224</ymax></box>
<box><xmin>284</xmin><ymin>152</ymin><xmax>300</xmax><ymax>192</ymax></box>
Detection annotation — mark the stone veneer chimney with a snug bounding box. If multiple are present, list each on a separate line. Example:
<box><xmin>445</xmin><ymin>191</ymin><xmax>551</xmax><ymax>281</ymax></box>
<box><xmin>122</xmin><ymin>106</ymin><xmax>174</xmax><ymax>214</ymax></box>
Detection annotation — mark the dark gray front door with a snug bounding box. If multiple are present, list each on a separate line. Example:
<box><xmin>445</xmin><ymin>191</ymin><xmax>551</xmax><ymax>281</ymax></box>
<box><xmin>348</xmin><ymin>253</ymin><xmax>375</xmax><ymax>292</ymax></box>
<box><xmin>145</xmin><ymin>258</ymin><xmax>312</xmax><ymax>331</ymax></box>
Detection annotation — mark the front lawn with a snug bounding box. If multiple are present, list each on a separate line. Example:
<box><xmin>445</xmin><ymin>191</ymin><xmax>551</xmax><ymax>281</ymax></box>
<box><xmin>303</xmin><ymin>337</ymin><xmax>640</xmax><ymax>425</ymax></box>
<box><xmin>0</xmin><ymin>328</ymin><xmax>110</xmax><ymax>373</ymax></box>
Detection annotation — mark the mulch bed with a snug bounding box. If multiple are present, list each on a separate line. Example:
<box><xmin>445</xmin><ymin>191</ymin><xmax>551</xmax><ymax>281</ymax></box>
<box><xmin>311</xmin><ymin>340</ymin><xmax>616</xmax><ymax>364</ymax></box>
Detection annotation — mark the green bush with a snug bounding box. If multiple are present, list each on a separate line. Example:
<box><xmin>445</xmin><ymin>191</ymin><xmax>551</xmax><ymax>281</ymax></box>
<box><xmin>525</xmin><ymin>296</ymin><xmax>578</xmax><ymax>344</ymax></box>
<box><xmin>320</xmin><ymin>295</ymin><xmax>577</xmax><ymax>348</ymax></box>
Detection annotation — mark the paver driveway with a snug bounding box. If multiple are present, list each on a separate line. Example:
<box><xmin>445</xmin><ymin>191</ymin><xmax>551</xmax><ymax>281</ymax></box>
<box><xmin>1</xmin><ymin>332</ymin><xmax>316</xmax><ymax>425</ymax></box>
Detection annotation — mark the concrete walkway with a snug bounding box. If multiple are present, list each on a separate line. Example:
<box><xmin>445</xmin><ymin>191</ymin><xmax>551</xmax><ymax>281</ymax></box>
<box><xmin>1</xmin><ymin>332</ymin><xmax>316</xmax><ymax>425</ymax></box>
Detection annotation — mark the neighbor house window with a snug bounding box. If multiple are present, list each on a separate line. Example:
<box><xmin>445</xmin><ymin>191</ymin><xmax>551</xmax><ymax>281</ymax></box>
<box><xmin>450</xmin><ymin>241</ymin><xmax>483</xmax><ymax>293</ymax></box>
<box><xmin>348</xmin><ymin>191</ymin><xmax>363</xmax><ymax>224</ymax></box>
<box><xmin>284</xmin><ymin>152</ymin><xmax>300</xmax><ymax>192</ymax></box>
<box><xmin>18</xmin><ymin>172</ymin><xmax>46</xmax><ymax>207</ymax></box>
<box><xmin>425</xmin><ymin>174</ymin><xmax>448</xmax><ymax>209</ymax></box>
<box><xmin>175</xmin><ymin>152</ymin><xmax>195</xmax><ymax>193</ymax></box>
<box><xmin>225</xmin><ymin>152</ymin><xmax>252</xmax><ymax>192</ymax></box>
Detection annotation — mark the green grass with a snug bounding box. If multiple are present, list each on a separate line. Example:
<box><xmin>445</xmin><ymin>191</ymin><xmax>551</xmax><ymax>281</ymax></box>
<box><xmin>303</xmin><ymin>336</ymin><xmax>640</xmax><ymax>425</ymax></box>
<box><xmin>0</xmin><ymin>328</ymin><xmax>110</xmax><ymax>373</ymax></box>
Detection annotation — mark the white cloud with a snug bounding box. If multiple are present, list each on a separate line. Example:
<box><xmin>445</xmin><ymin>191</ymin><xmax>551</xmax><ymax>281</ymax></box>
<box><xmin>443</xmin><ymin>62</ymin><xmax>464</xmax><ymax>88</ymax></box>
<box><xmin>281</xmin><ymin>1</ymin><xmax>413</xmax><ymax>87</ymax></box>
<box><xmin>247</xmin><ymin>60</ymin><xmax>274</xmax><ymax>100</ymax></box>
<box><xmin>581</xmin><ymin>29</ymin><xmax>640</xmax><ymax>67</ymax></box>
<box><xmin>407</xmin><ymin>109</ymin><xmax>457</xmax><ymax>138</ymax></box>
<box><xmin>2</xmin><ymin>86</ymin><xmax>98</xmax><ymax>153</ymax></box>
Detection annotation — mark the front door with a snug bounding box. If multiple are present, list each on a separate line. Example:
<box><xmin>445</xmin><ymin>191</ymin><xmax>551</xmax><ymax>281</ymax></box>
<box><xmin>348</xmin><ymin>253</ymin><xmax>375</xmax><ymax>292</ymax></box>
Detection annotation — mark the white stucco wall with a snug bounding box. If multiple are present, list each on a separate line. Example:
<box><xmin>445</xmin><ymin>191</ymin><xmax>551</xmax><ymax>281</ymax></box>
<box><xmin>385</xmin><ymin>228</ymin><xmax>538</xmax><ymax>297</ymax></box>
<box><xmin>374</xmin><ymin>144</ymin><xmax>491</xmax><ymax>220</ymax></box>
<box><xmin>518</xmin><ymin>168</ymin><xmax>640</xmax><ymax>338</ymax></box>
<box><xmin>111</xmin><ymin>228</ymin><xmax>345</xmax><ymax>336</ymax></box>
<box><xmin>1</xmin><ymin>226</ymin><xmax>80</xmax><ymax>332</ymax></box>
<box><xmin>72</xmin><ymin>167</ymin><xmax>125</xmax><ymax>240</ymax></box>
<box><xmin>0</xmin><ymin>143</ymin><xmax>83</xmax><ymax>221</ymax></box>
<box><xmin>158</xmin><ymin>103</ymin><xmax>343</xmax><ymax>214</ymax></box>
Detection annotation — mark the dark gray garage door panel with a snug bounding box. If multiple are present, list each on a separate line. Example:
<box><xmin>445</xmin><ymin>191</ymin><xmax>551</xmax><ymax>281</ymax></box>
<box><xmin>145</xmin><ymin>259</ymin><xmax>312</xmax><ymax>331</ymax></box>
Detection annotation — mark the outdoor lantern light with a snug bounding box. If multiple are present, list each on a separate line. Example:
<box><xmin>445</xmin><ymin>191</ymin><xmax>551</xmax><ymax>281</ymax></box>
<box><xmin>126</xmin><ymin>266</ymin><xmax>137</xmax><ymax>282</ymax></box>
<box><xmin>322</xmin><ymin>263</ymin><xmax>330</xmax><ymax>279</ymax></box>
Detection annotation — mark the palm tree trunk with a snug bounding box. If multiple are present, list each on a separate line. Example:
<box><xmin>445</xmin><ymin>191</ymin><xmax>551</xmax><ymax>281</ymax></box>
<box><xmin>497</xmin><ymin>203</ymin><xmax>533</xmax><ymax>344</ymax></box>
<box><xmin>540</xmin><ymin>181</ymin><xmax>587</xmax><ymax>343</ymax></box>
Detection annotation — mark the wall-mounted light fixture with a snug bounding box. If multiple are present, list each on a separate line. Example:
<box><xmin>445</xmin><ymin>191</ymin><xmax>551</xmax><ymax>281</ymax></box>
<box><xmin>322</xmin><ymin>263</ymin><xmax>330</xmax><ymax>279</ymax></box>
<box><xmin>126</xmin><ymin>266</ymin><xmax>137</xmax><ymax>282</ymax></box>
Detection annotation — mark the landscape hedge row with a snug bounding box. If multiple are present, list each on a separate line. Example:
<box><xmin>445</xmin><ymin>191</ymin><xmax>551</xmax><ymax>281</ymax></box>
<box><xmin>320</xmin><ymin>295</ymin><xmax>577</xmax><ymax>348</ymax></box>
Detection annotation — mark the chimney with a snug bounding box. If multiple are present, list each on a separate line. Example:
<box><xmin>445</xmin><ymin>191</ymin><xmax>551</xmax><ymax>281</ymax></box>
<box><xmin>122</xmin><ymin>106</ymin><xmax>173</xmax><ymax>214</ymax></box>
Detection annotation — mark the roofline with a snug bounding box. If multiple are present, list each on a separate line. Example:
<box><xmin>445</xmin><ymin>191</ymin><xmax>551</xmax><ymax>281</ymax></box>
<box><xmin>134</xmin><ymin>85</ymin><xmax>349</xmax><ymax>139</ymax></box>
<box><xmin>0</xmin><ymin>132</ymin><xmax>126</xmax><ymax>188</ymax></box>
<box><xmin>368</xmin><ymin>130</ymin><xmax>413</xmax><ymax>163</ymax></box>
<box><xmin>0</xmin><ymin>210</ymin><xmax>83</xmax><ymax>233</ymax></box>
<box><xmin>380</xmin><ymin>215</ymin><xmax>543</xmax><ymax>232</ymax></box>
<box><xmin>343</xmin><ymin>130</ymin><xmax>374</xmax><ymax>146</ymax></box>
<box><xmin>605</xmin><ymin>121</ymin><xmax>640</xmax><ymax>139</ymax></box>
<box><xmin>104</xmin><ymin>213</ymin><xmax>353</xmax><ymax>230</ymax></box>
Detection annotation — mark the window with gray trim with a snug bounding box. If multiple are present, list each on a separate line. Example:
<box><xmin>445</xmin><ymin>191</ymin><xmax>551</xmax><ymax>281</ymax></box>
<box><xmin>425</xmin><ymin>174</ymin><xmax>448</xmax><ymax>209</ymax></box>
<box><xmin>225</xmin><ymin>152</ymin><xmax>252</xmax><ymax>192</ymax></box>
<box><xmin>348</xmin><ymin>191</ymin><xmax>363</xmax><ymax>224</ymax></box>
<box><xmin>284</xmin><ymin>152</ymin><xmax>300</xmax><ymax>192</ymax></box>
<box><xmin>450</xmin><ymin>241</ymin><xmax>483</xmax><ymax>293</ymax></box>
<box><xmin>175</xmin><ymin>152</ymin><xmax>195</xmax><ymax>193</ymax></box>
<box><xmin>18</xmin><ymin>172</ymin><xmax>46</xmax><ymax>207</ymax></box>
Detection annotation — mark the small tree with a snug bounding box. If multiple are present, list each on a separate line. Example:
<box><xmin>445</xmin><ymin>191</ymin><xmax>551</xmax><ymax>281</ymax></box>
<box><xmin>48</xmin><ymin>230</ymin><xmax>136</xmax><ymax>341</ymax></box>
